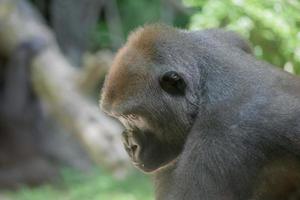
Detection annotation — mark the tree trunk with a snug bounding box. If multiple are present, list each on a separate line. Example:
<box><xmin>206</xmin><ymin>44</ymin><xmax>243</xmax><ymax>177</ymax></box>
<box><xmin>0</xmin><ymin>0</ymin><xmax>129</xmax><ymax>178</ymax></box>
<box><xmin>50</xmin><ymin>0</ymin><xmax>103</xmax><ymax>66</ymax></box>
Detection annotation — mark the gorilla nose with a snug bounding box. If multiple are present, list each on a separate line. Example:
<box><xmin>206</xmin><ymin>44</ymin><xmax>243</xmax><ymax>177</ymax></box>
<box><xmin>130</xmin><ymin>144</ymin><xmax>138</xmax><ymax>157</ymax></box>
<box><xmin>122</xmin><ymin>129</ymin><xmax>141</xmax><ymax>162</ymax></box>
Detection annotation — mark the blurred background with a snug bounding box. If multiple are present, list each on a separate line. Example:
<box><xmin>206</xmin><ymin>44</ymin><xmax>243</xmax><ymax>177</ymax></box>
<box><xmin>0</xmin><ymin>0</ymin><xmax>299</xmax><ymax>199</ymax></box>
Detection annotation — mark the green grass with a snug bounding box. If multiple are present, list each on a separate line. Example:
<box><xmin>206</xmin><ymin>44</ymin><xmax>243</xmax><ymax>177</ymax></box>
<box><xmin>5</xmin><ymin>168</ymin><xmax>154</xmax><ymax>200</ymax></box>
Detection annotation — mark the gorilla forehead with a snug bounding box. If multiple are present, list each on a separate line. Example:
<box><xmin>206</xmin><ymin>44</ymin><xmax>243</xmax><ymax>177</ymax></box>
<box><xmin>101</xmin><ymin>24</ymin><xmax>191</xmax><ymax>115</ymax></box>
<box><xmin>101</xmin><ymin>49</ymin><xmax>150</xmax><ymax>114</ymax></box>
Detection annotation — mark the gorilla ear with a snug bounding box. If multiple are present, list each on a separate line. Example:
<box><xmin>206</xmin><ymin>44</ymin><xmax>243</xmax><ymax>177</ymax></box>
<box><xmin>159</xmin><ymin>71</ymin><xmax>186</xmax><ymax>96</ymax></box>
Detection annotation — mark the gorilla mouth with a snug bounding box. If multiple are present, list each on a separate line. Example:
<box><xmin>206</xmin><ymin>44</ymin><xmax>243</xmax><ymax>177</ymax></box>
<box><xmin>121</xmin><ymin>128</ymin><xmax>179</xmax><ymax>173</ymax></box>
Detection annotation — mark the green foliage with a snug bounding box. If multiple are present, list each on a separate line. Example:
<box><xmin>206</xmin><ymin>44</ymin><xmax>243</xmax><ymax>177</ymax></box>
<box><xmin>184</xmin><ymin>0</ymin><xmax>300</xmax><ymax>74</ymax></box>
<box><xmin>7</xmin><ymin>168</ymin><xmax>153</xmax><ymax>200</ymax></box>
<box><xmin>92</xmin><ymin>0</ymin><xmax>189</xmax><ymax>50</ymax></box>
<box><xmin>118</xmin><ymin>0</ymin><xmax>161</xmax><ymax>35</ymax></box>
<box><xmin>117</xmin><ymin>0</ymin><xmax>189</xmax><ymax>33</ymax></box>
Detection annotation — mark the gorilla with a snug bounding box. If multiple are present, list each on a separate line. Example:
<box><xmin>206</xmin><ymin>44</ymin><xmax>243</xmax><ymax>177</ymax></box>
<box><xmin>100</xmin><ymin>24</ymin><xmax>300</xmax><ymax>200</ymax></box>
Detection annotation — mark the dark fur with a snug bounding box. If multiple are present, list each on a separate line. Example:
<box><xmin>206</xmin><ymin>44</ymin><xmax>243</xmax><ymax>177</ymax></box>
<box><xmin>101</xmin><ymin>24</ymin><xmax>300</xmax><ymax>200</ymax></box>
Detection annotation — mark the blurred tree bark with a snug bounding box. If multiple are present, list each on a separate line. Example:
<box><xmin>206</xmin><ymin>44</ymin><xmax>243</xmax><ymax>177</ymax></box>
<box><xmin>51</xmin><ymin>0</ymin><xmax>103</xmax><ymax>66</ymax></box>
<box><xmin>32</xmin><ymin>0</ymin><xmax>124</xmax><ymax>62</ymax></box>
<box><xmin>0</xmin><ymin>0</ymin><xmax>129</xmax><ymax>187</ymax></box>
<box><xmin>79</xmin><ymin>50</ymin><xmax>114</xmax><ymax>94</ymax></box>
<box><xmin>0</xmin><ymin>40</ymin><xmax>59</xmax><ymax>188</ymax></box>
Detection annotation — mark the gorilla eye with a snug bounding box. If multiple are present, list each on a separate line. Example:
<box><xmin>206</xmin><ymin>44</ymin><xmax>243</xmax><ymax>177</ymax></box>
<box><xmin>159</xmin><ymin>71</ymin><xmax>186</xmax><ymax>95</ymax></box>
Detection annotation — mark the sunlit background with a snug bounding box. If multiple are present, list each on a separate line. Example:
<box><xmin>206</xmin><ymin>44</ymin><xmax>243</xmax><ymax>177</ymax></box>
<box><xmin>0</xmin><ymin>0</ymin><xmax>299</xmax><ymax>199</ymax></box>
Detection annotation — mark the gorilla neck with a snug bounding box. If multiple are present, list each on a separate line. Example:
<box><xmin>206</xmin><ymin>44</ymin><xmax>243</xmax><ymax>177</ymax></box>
<box><xmin>152</xmin><ymin>161</ymin><xmax>177</xmax><ymax>200</ymax></box>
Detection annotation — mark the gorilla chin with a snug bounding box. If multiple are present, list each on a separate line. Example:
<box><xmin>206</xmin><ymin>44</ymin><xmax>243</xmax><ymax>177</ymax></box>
<box><xmin>133</xmin><ymin>161</ymin><xmax>160</xmax><ymax>173</ymax></box>
<box><xmin>122</xmin><ymin>128</ymin><xmax>181</xmax><ymax>173</ymax></box>
<box><xmin>134</xmin><ymin>158</ymin><xmax>177</xmax><ymax>173</ymax></box>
